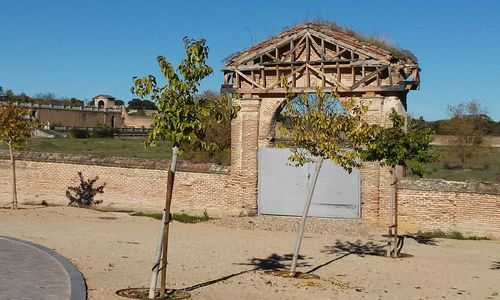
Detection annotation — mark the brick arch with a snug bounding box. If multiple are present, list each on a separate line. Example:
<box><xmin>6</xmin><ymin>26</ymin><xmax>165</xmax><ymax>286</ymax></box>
<box><xmin>258</xmin><ymin>97</ymin><xmax>287</xmax><ymax>148</ymax></box>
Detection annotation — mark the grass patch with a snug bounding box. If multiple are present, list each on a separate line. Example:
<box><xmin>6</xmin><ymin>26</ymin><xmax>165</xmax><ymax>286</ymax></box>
<box><xmin>139</xmin><ymin>211</ymin><xmax>211</xmax><ymax>223</ymax></box>
<box><xmin>409</xmin><ymin>145</ymin><xmax>500</xmax><ymax>182</ymax></box>
<box><xmin>415</xmin><ymin>230</ymin><xmax>490</xmax><ymax>240</ymax></box>
<box><xmin>0</xmin><ymin>137</ymin><xmax>230</xmax><ymax>164</ymax></box>
<box><xmin>0</xmin><ymin>137</ymin><xmax>173</xmax><ymax>159</ymax></box>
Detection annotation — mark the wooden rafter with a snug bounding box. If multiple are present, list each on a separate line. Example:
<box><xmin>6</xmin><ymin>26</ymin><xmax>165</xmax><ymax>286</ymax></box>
<box><xmin>222</xmin><ymin>25</ymin><xmax>419</xmax><ymax>95</ymax></box>
<box><xmin>350</xmin><ymin>66</ymin><xmax>389</xmax><ymax>90</ymax></box>
<box><xmin>265</xmin><ymin>64</ymin><xmax>307</xmax><ymax>92</ymax></box>
<box><xmin>307</xmin><ymin>33</ymin><xmax>326</xmax><ymax>60</ymax></box>
<box><xmin>305</xmin><ymin>64</ymin><xmax>350</xmax><ymax>91</ymax></box>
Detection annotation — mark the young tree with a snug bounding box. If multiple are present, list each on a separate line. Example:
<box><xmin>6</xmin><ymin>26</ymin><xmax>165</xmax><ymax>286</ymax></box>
<box><xmin>441</xmin><ymin>100</ymin><xmax>490</xmax><ymax>169</ymax></box>
<box><xmin>181</xmin><ymin>90</ymin><xmax>232</xmax><ymax>165</ymax></box>
<box><xmin>281</xmin><ymin>85</ymin><xmax>377</xmax><ymax>276</ymax></box>
<box><xmin>132</xmin><ymin>37</ymin><xmax>237</xmax><ymax>299</ymax></box>
<box><xmin>0</xmin><ymin>101</ymin><xmax>38</xmax><ymax>209</ymax></box>
<box><xmin>361</xmin><ymin>110</ymin><xmax>437</xmax><ymax>256</ymax></box>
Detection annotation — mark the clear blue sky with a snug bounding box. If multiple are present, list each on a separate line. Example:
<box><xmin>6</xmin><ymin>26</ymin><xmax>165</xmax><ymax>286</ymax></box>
<box><xmin>1</xmin><ymin>0</ymin><xmax>499</xmax><ymax>121</ymax></box>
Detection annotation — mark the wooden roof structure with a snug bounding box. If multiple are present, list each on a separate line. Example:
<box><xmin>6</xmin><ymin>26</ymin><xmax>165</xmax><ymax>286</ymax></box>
<box><xmin>221</xmin><ymin>23</ymin><xmax>420</xmax><ymax>96</ymax></box>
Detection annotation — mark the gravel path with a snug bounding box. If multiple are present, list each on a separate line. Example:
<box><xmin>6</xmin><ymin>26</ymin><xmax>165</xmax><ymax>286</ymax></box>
<box><xmin>2</xmin><ymin>206</ymin><xmax>499</xmax><ymax>300</ymax></box>
<box><xmin>209</xmin><ymin>215</ymin><xmax>376</xmax><ymax>237</ymax></box>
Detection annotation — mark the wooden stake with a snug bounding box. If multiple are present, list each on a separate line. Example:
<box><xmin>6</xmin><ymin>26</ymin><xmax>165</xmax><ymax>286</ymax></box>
<box><xmin>159</xmin><ymin>166</ymin><xmax>176</xmax><ymax>298</ymax></box>
<box><xmin>8</xmin><ymin>142</ymin><xmax>18</xmax><ymax>210</ymax></box>
<box><xmin>149</xmin><ymin>146</ymin><xmax>178</xmax><ymax>299</ymax></box>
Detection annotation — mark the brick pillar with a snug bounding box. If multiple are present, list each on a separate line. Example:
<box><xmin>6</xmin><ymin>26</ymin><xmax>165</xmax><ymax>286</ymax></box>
<box><xmin>229</xmin><ymin>97</ymin><xmax>261</xmax><ymax>215</ymax></box>
<box><xmin>360</xmin><ymin>96</ymin><xmax>407</xmax><ymax>226</ymax></box>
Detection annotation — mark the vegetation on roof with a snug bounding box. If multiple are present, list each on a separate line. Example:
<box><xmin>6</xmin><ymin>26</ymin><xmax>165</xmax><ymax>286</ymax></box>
<box><xmin>308</xmin><ymin>20</ymin><xmax>418</xmax><ymax>63</ymax></box>
<box><xmin>224</xmin><ymin>20</ymin><xmax>418</xmax><ymax>64</ymax></box>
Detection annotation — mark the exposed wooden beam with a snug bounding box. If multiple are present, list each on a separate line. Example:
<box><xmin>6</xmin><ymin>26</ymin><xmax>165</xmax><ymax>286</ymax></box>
<box><xmin>307</xmin><ymin>33</ymin><xmax>326</xmax><ymax>60</ymax></box>
<box><xmin>306</xmin><ymin>64</ymin><xmax>350</xmax><ymax>90</ymax></box>
<box><xmin>305</xmin><ymin>34</ymin><xmax>310</xmax><ymax>61</ymax></box>
<box><xmin>283</xmin><ymin>34</ymin><xmax>307</xmax><ymax>60</ymax></box>
<box><xmin>264</xmin><ymin>64</ymin><xmax>307</xmax><ymax>92</ymax></box>
<box><xmin>235</xmin><ymin>69</ymin><xmax>265</xmax><ymax>89</ymax></box>
<box><xmin>321</xmin><ymin>38</ymin><xmax>325</xmax><ymax>59</ymax></box>
<box><xmin>336</xmin><ymin>62</ymin><xmax>341</xmax><ymax>82</ymax></box>
<box><xmin>388</xmin><ymin>65</ymin><xmax>393</xmax><ymax>85</ymax></box>
<box><xmin>309</xmin><ymin>29</ymin><xmax>389</xmax><ymax>62</ymax></box>
<box><xmin>332</xmin><ymin>48</ymin><xmax>349</xmax><ymax>59</ymax></box>
<box><xmin>352</xmin><ymin>66</ymin><xmax>356</xmax><ymax>85</ymax></box>
<box><xmin>261</xmin><ymin>58</ymin><xmax>355</xmax><ymax>67</ymax></box>
<box><xmin>235</xmin><ymin>31</ymin><xmax>304</xmax><ymax>64</ymax></box>
<box><xmin>350</xmin><ymin>65</ymin><xmax>389</xmax><ymax>90</ymax></box>
<box><xmin>222</xmin><ymin>85</ymin><xmax>407</xmax><ymax>95</ymax></box>
<box><xmin>221</xmin><ymin>65</ymin><xmax>264</xmax><ymax>71</ymax></box>
<box><xmin>263</xmin><ymin>52</ymin><xmax>276</xmax><ymax>62</ymax></box>
<box><xmin>235</xmin><ymin>72</ymin><xmax>240</xmax><ymax>88</ymax></box>
<box><xmin>321</xmin><ymin>62</ymin><xmax>325</xmax><ymax>87</ymax></box>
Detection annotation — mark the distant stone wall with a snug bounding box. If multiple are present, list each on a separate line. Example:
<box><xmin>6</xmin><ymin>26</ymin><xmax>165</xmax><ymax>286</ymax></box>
<box><xmin>0</xmin><ymin>101</ymin><xmax>124</xmax><ymax>128</ymax></box>
<box><xmin>35</xmin><ymin>107</ymin><xmax>123</xmax><ymax>128</ymax></box>
<box><xmin>0</xmin><ymin>152</ymin><xmax>238</xmax><ymax>216</ymax></box>
<box><xmin>122</xmin><ymin>113</ymin><xmax>153</xmax><ymax>128</ymax></box>
<box><xmin>397</xmin><ymin>179</ymin><xmax>500</xmax><ymax>238</ymax></box>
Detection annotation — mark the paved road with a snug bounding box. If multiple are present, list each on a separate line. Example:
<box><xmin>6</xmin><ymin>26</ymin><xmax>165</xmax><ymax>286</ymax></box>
<box><xmin>0</xmin><ymin>236</ymin><xmax>86</xmax><ymax>300</ymax></box>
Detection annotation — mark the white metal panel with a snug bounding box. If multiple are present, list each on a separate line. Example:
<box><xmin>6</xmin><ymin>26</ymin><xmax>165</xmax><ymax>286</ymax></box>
<box><xmin>258</xmin><ymin>148</ymin><xmax>360</xmax><ymax>218</ymax></box>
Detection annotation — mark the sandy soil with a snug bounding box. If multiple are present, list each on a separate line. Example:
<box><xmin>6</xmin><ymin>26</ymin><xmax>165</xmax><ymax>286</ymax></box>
<box><xmin>0</xmin><ymin>206</ymin><xmax>499</xmax><ymax>300</ymax></box>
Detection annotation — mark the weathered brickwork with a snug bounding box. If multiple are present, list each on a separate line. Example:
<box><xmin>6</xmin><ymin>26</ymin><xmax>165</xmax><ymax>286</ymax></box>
<box><xmin>230</xmin><ymin>98</ymin><xmax>261</xmax><ymax>215</ymax></box>
<box><xmin>0</xmin><ymin>156</ymin><xmax>240</xmax><ymax>216</ymax></box>
<box><xmin>231</xmin><ymin>94</ymin><xmax>407</xmax><ymax>221</ymax></box>
<box><xmin>1</xmin><ymin>154</ymin><xmax>499</xmax><ymax>238</ymax></box>
<box><xmin>397</xmin><ymin>179</ymin><xmax>500</xmax><ymax>238</ymax></box>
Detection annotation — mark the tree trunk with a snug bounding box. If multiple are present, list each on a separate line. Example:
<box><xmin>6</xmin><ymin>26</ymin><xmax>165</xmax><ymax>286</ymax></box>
<box><xmin>387</xmin><ymin>168</ymin><xmax>400</xmax><ymax>257</ymax></box>
<box><xmin>149</xmin><ymin>146</ymin><xmax>178</xmax><ymax>299</ymax></box>
<box><xmin>290</xmin><ymin>157</ymin><xmax>324</xmax><ymax>276</ymax></box>
<box><xmin>387</xmin><ymin>184</ymin><xmax>393</xmax><ymax>256</ymax></box>
<box><xmin>387</xmin><ymin>168</ymin><xmax>395</xmax><ymax>257</ymax></box>
<box><xmin>8</xmin><ymin>142</ymin><xmax>18</xmax><ymax>210</ymax></box>
<box><xmin>392</xmin><ymin>176</ymin><xmax>399</xmax><ymax>257</ymax></box>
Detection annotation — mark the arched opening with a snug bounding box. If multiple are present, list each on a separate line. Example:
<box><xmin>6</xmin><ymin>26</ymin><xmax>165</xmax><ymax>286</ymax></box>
<box><xmin>98</xmin><ymin>100</ymin><xmax>105</xmax><ymax>109</ymax></box>
<box><xmin>267</xmin><ymin>101</ymin><xmax>288</xmax><ymax>147</ymax></box>
<box><xmin>111</xmin><ymin>116</ymin><xmax>115</xmax><ymax>128</ymax></box>
<box><xmin>257</xmin><ymin>93</ymin><xmax>362</xmax><ymax>218</ymax></box>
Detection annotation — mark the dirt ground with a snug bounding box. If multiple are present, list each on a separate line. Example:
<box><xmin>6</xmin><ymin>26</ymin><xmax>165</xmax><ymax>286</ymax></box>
<box><xmin>0</xmin><ymin>206</ymin><xmax>499</xmax><ymax>300</ymax></box>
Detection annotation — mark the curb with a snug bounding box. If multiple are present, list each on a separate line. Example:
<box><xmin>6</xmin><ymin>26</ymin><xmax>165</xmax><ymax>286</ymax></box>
<box><xmin>0</xmin><ymin>236</ymin><xmax>87</xmax><ymax>300</ymax></box>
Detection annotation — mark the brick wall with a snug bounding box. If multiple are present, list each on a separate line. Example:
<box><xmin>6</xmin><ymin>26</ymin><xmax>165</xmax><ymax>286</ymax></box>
<box><xmin>397</xmin><ymin>179</ymin><xmax>500</xmax><ymax>238</ymax></box>
<box><xmin>2</xmin><ymin>152</ymin><xmax>499</xmax><ymax>238</ymax></box>
<box><xmin>0</xmin><ymin>152</ymin><xmax>242</xmax><ymax>216</ymax></box>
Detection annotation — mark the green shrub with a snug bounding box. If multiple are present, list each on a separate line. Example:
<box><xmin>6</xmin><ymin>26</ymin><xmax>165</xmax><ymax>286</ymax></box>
<box><xmin>172</xmin><ymin>211</ymin><xmax>211</xmax><ymax>223</ymax></box>
<box><xmin>415</xmin><ymin>230</ymin><xmax>489</xmax><ymax>240</ymax></box>
<box><xmin>69</xmin><ymin>127</ymin><xmax>90</xmax><ymax>139</ymax></box>
<box><xmin>92</xmin><ymin>126</ymin><xmax>114</xmax><ymax>138</ymax></box>
<box><xmin>450</xmin><ymin>231</ymin><xmax>464</xmax><ymax>240</ymax></box>
<box><xmin>139</xmin><ymin>211</ymin><xmax>211</xmax><ymax>223</ymax></box>
<box><xmin>66</xmin><ymin>171</ymin><xmax>105</xmax><ymax>207</ymax></box>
